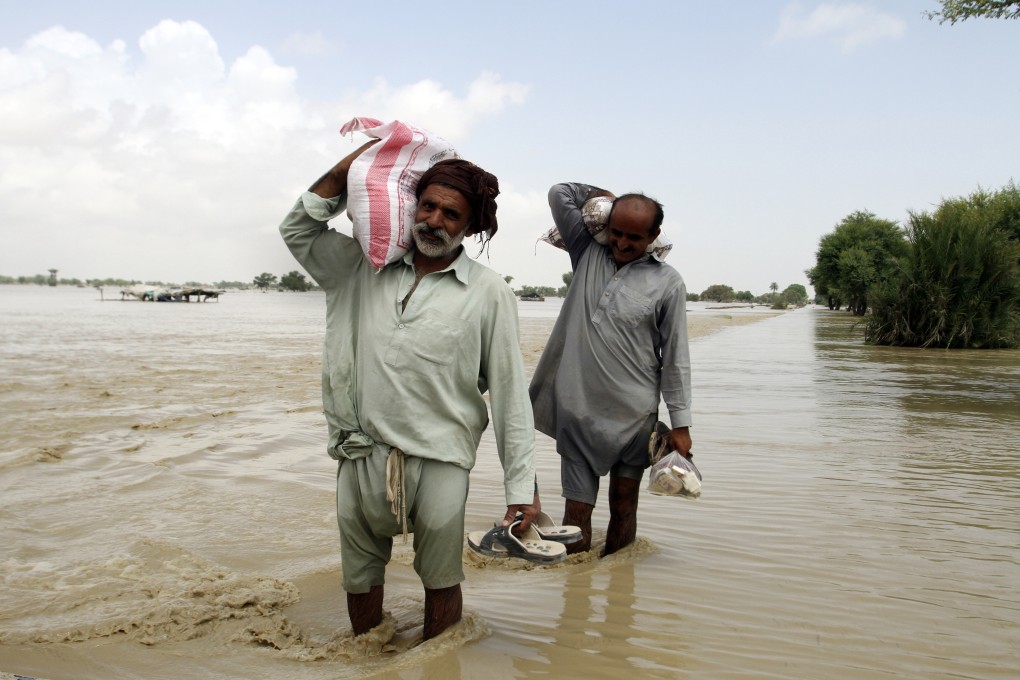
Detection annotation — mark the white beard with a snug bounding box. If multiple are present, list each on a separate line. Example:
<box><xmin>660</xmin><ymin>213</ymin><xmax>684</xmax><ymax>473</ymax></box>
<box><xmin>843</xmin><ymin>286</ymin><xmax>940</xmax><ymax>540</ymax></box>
<box><xmin>411</xmin><ymin>221</ymin><xmax>468</xmax><ymax>260</ymax></box>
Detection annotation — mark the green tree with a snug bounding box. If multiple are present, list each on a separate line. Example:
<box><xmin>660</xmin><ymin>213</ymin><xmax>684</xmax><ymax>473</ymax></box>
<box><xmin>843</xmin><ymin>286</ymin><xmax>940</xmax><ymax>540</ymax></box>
<box><xmin>562</xmin><ymin>272</ymin><xmax>573</xmax><ymax>290</ymax></box>
<box><xmin>769</xmin><ymin>281</ymin><xmax>778</xmax><ymax>300</ymax></box>
<box><xmin>836</xmin><ymin>245</ymin><xmax>877</xmax><ymax>315</ymax></box>
<box><xmin>17</xmin><ymin>274</ymin><xmax>48</xmax><ymax>285</ymax></box>
<box><xmin>516</xmin><ymin>285</ymin><xmax>559</xmax><ymax>298</ymax></box>
<box><xmin>700</xmin><ymin>284</ymin><xmax>736</xmax><ymax>302</ymax></box>
<box><xmin>782</xmin><ymin>284</ymin><xmax>809</xmax><ymax>306</ymax></box>
<box><xmin>806</xmin><ymin>265</ymin><xmax>840</xmax><ymax>310</ymax></box>
<box><xmin>279</xmin><ymin>271</ymin><xmax>311</xmax><ymax>292</ymax></box>
<box><xmin>866</xmin><ymin>185</ymin><xmax>1020</xmax><ymax>348</ymax></box>
<box><xmin>735</xmin><ymin>290</ymin><xmax>755</xmax><ymax>302</ymax></box>
<box><xmin>807</xmin><ymin>211</ymin><xmax>908</xmax><ymax>315</ymax></box>
<box><xmin>503</xmin><ymin>275</ymin><xmax>514</xmax><ymax>286</ymax></box>
<box><xmin>974</xmin><ymin>180</ymin><xmax>1020</xmax><ymax>241</ymax></box>
<box><xmin>253</xmin><ymin>272</ymin><xmax>278</xmax><ymax>291</ymax></box>
<box><xmin>686</xmin><ymin>292</ymin><xmax>700</xmax><ymax>302</ymax></box>
<box><xmin>925</xmin><ymin>0</ymin><xmax>1020</xmax><ymax>23</ymax></box>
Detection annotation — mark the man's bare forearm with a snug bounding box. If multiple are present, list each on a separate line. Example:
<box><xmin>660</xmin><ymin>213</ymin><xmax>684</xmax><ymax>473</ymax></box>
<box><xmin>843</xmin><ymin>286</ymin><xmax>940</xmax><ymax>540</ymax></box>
<box><xmin>308</xmin><ymin>139</ymin><xmax>378</xmax><ymax>198</ymax></box>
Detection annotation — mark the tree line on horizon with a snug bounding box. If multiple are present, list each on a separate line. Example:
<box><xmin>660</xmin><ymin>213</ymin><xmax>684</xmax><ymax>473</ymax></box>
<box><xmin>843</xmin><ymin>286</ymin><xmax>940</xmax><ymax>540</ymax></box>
<box><xmin>0</xmin><ymin>274</ymin><xmax>251</xmax><ymax>289</ymax></box>
<box><xmin>807</xmin><ymin>181</ymin><xmax>1020</xmax><ymax>349</ymax></box>
<box><xmin>252</xmin><ymin>271</ymin><xmax>316</xmax><ymax>292</ymax></box>
<box><xmin>507</xmin><ymin>272</ymin><xmax>808</xmax><ymax>309</ymax></box>
<box><xmin>688</xmin><ymin>282</ymin><xmax>808</xmax><ymax>308</ymax></box>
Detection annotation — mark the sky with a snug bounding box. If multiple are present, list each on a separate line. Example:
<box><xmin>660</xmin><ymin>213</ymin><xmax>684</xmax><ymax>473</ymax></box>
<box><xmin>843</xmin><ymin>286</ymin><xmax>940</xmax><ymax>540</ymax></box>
<box><xmin>1</xmin><ymin>1</ymin><xmax>1018</xmax><ymax>295</ymax></box>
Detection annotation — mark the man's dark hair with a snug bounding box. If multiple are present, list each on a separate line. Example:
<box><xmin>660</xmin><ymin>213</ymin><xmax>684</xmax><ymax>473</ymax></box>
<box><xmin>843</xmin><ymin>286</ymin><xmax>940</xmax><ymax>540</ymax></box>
<box><xmin>609</xmin><ymin>193</ymin><xmax>664</xmax><ymax>236</ymax></box>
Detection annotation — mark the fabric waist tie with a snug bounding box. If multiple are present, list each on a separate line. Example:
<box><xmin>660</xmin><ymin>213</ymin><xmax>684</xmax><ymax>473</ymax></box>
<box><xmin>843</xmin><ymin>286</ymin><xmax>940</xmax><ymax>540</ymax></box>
<box><xmin>385</xmin><ymin>447</ymin><xmax>408</xmax><ymax>542</ymax></box>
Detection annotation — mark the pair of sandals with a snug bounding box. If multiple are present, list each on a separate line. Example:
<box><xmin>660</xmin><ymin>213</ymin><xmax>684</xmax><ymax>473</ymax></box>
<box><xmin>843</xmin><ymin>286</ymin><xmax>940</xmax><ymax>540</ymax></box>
<box><xmin>467</xmin><ymin>512</ymin><xmax>581</xmax><ymax>565</ymax></box>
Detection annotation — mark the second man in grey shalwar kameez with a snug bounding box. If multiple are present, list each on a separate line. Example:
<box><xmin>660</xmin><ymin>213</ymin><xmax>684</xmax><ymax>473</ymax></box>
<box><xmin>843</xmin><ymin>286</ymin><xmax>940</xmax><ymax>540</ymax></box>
<box><xmin>530</xmin><ymin>182</ymin><xmax>692</xmax><ymax>556</ymax></box>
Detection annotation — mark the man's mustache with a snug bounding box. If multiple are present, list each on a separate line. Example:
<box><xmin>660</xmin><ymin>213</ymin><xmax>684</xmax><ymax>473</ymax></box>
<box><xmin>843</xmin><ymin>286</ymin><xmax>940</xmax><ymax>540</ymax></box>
<box><xmin>415</xmin><ymin>222</ymin><xmax>450</xmax><ymax>242</ymax></box>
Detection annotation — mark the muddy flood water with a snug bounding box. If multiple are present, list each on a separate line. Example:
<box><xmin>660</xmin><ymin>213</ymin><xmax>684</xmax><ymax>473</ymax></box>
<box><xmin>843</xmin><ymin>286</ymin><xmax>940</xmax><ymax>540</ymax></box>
<box><xmin>1</xmin><ymin>285</ymin><xmax>1018</xmax><ymax>679</ymax></box>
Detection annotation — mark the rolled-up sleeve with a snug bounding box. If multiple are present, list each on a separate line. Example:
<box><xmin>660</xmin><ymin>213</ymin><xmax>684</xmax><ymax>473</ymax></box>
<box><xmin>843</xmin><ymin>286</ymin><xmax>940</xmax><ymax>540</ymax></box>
<box><xmin>548</xmin><ymin>183</ymin><xmax>598</xmax><ymax>270</ymax></box>
<box><xmin>279</xmin><ymin>191</ymin><xmax>358</xmax><ymax>289</ymax></box>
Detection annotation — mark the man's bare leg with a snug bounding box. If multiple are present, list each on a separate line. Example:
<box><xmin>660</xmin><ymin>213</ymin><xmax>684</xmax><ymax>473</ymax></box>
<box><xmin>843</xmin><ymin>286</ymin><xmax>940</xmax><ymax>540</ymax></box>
<box><xmin>604</xmin><ymin>476</ymin><xmax>640</xmax><ymax>556</ymax></box>
<box><xmin>563</xmin><ymin>499</ymin><xmax>594</xmax><ymax>554</ymax></box>
<box><xmin>348</xmin><ymin>584</ymin><xmax>384</xmax><ymax>636</ymax></box>
<box><xmin>423</xmin><ymin>583</ymin><xmax>462</xmax><ymax>640</ymax></box>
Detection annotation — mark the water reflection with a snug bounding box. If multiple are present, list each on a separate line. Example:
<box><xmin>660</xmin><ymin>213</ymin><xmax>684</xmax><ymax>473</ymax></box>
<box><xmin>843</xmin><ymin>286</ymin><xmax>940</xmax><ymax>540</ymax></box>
<box><xmin>510</xmin><ymin>559</ymin><xmax>693</xmax><ymax>678</ymax></box>
<box><xmin>684</xmin><ymin>308</ymin><xmax>1020</xmax><ymax>676</ymax></box>
<box><xmin>814</xmin><ymin>311</ymin><xmax>1020</xmax><ymax>425</ymax></box>
<box><xmin>809</xmin><ymin>309</ymin><xmax>1020</xmax><ymax>585</ymax></box>
<box><xmin>812</xmin><ymin>308</ymin><xmax>1020</xmax><ymax>472</ymax></box>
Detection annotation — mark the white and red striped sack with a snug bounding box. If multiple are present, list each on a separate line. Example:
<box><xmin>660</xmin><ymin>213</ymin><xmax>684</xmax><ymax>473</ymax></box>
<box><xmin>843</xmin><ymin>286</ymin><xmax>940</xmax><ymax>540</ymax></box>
<box><xmin>340</xmin><ymin>117</ymin><xmax>459</xmax><ymax>269</ymax></box>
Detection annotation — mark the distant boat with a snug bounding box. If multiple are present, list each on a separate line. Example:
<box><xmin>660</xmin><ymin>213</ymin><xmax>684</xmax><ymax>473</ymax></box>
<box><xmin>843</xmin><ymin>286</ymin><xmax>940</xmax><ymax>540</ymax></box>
<box><xmin>120</xmin><ymin>284</ymin><xmax>158</xmax><ymax>301</ymax></box>
<box><xmin>519</xmin><ymin>293</ymin><xmax>545</xmax><ymax>302</ymax></box>
<box><xmin>119</xmin><ymin>284</ymin><xmax>224</xmax><ymax>302</ymax></box>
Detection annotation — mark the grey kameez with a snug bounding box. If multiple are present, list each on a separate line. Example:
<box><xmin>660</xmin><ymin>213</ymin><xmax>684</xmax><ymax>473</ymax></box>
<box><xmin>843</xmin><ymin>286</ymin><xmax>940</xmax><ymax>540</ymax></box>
<box><xmin>529</xmin><ymin>183</ymin><xmax>692</xmax><ymax>477</ymax></box>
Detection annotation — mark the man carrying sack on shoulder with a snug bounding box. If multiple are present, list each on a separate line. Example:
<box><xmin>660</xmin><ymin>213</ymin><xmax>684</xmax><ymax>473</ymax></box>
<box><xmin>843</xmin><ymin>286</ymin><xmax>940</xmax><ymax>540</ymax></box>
<box><xmin>529</xmin><ymin>182</ymin><xmax>693</xmax><ymax>557</ymax></box>
<box><xmin>280</xmin><ymin>142</ymin><xmax>539</xmax><ymax>640</ymax></box>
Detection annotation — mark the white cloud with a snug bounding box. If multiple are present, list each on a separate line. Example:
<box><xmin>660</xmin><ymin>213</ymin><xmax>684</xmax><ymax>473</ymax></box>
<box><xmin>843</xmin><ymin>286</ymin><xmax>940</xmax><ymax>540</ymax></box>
<box><xmin>1</xmin><ymin>26</ymin><xmax>131</xmax><ymax>136</ymax></box>
<box><xmin>468</xmin><ymin>71</ymin><xmax>530</xmax><ymax>114</ymax></box>
<box><xmin>25</xmin><ymin>25</ymin><xmax>104</xmax><ymax>59</ymax></box>
<box><xmin>339</xmin><ymin>73</ymin><xmax>530</xmax><ymax>141</ymax></box>
<box><xmin>482</xmin><ymin>185</ymin><xmax>565</xmax><ymax>284</ymax></box>
<box><xmin>772</xmin><ymin>2</ymin><xmax>906</xmax><ymax>52</ymax></box>
<box><xmin>0</xmin><ymin>20</ymin><xmax>529</xmax><ymax>283</ymax></box>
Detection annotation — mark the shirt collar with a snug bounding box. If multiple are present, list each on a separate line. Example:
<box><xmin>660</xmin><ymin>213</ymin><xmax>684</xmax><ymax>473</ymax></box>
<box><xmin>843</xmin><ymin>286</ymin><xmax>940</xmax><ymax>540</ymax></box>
<box><xmin>607</xmin><ymin>247</ymin><xmax>656</xmax><ymax>270</ymax></box>
<box><xmin>399</xmin><ymin>247</ymin><xmax>472</xmax><ymax>285</ymax></box>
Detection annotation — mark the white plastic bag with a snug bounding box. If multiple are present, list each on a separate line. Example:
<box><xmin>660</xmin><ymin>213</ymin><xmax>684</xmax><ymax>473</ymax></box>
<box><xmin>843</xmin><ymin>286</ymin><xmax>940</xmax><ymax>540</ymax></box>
<box><xmin>340</xmin><ymin>117</ymin><xmax>459</xmax><ymax>269</ymax></box>
<box><xmin>647</xmin><ymin>451</ymin><xmax>703</xmax><ymax>499</ymax></box>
